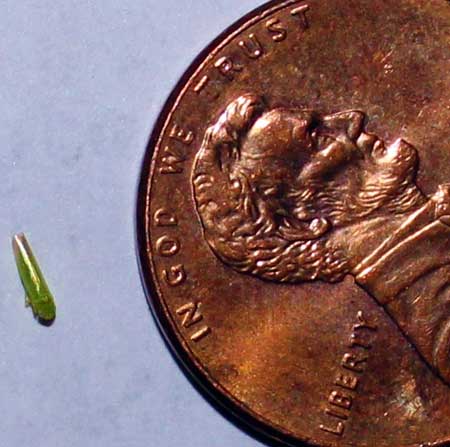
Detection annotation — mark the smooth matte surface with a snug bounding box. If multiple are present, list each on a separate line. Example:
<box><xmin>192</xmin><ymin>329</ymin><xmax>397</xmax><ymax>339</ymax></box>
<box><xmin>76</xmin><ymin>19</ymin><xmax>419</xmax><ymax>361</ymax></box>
<box><xmin>0</xmin><ymin>1</ymin><xmax>265</xmax><ymax>446</ymax></box>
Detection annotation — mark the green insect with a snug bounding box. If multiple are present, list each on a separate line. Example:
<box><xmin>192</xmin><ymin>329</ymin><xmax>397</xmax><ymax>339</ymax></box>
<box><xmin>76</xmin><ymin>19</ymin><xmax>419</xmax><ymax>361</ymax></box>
<box><xmin>12</xmin><ymin>233</ymin><xmax>56</xmax><ymax>325</ymax></box>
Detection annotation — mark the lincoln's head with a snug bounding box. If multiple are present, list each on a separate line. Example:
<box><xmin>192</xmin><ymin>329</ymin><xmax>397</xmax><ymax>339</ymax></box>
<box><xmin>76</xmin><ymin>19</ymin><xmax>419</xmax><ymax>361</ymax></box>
<box><xmin>192</xmin><ymin>94</ymin><xmax>425</xmax><ymax>283</ymax></box>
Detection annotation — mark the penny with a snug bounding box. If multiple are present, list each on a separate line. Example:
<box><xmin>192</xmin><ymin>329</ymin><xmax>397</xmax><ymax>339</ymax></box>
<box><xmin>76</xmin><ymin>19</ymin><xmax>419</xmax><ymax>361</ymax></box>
<box><xmin>136</xmin><ymin>1</ymin><xmax>450</xmax><ymax>446</ymax></box>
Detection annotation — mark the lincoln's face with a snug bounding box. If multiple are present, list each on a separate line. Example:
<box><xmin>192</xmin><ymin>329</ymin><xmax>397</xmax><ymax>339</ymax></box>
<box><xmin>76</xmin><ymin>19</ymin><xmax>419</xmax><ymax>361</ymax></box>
<box><xmin>193</xmin><ymin>94</ymin><xmax>425</xmax><ymax>283</ymax></box>
<box><xmin>237</xmin><ymin>108</ymin><xmax>421</xmax><ymax>228</ymax></box>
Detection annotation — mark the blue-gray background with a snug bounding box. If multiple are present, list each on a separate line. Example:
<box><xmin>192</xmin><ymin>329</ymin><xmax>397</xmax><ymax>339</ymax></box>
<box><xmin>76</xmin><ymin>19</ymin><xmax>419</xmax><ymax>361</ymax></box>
<box><xmin>0</xmin><ymin>1</ymin><xmax>266</xmax><ymax>446</ymax></box>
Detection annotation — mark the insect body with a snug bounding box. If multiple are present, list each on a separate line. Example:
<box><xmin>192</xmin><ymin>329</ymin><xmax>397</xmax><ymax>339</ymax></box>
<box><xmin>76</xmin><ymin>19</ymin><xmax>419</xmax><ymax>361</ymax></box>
<box><xmin>12</xmin><ymin>233</ymin><xmax>56</xmax><ymax>324</ymax></box>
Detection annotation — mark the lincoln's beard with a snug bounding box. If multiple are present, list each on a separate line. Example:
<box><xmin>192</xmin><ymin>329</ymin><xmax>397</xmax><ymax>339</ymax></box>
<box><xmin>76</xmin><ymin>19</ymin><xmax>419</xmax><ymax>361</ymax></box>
<box><xmin>288</xmin><ymin>151</ymin><xmax>426</xmax><ymax>229</ymax></box>
<box><xmin>208</xmin><ymin>150</ymin><xmax>428</xmax><ymax>284</ymax></box>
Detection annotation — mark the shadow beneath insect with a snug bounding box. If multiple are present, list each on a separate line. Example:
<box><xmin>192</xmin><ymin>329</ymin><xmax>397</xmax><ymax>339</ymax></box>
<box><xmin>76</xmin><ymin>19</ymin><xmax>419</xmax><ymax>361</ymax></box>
<box><xmin>36</xmin><ymin>316</ymin><xmax>55</xmax><ymax>327</ymax></box>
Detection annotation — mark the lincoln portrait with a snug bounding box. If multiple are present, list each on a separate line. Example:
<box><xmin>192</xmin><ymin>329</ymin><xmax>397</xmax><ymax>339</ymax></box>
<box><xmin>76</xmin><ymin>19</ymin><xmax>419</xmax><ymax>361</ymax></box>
<box><xmin>192</xmin><ymin>94</ymin><xmax>450</xmax><ymax>386</ymax></box>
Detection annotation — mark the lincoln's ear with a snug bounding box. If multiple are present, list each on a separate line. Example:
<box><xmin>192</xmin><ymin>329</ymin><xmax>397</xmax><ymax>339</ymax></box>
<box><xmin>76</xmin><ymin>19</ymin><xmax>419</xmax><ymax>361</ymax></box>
<box><xmin>322</xmin><ymin>110</ymin><xmax>365</xmax><ymax>141</ymax></box>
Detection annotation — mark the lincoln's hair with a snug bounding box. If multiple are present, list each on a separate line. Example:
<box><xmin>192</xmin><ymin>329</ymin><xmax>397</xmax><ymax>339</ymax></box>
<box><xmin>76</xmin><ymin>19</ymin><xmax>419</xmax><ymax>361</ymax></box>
<box><xmin>192</xmin><ymin>94</ymin><xmax>350</xmax><ymax>283</ymax></box>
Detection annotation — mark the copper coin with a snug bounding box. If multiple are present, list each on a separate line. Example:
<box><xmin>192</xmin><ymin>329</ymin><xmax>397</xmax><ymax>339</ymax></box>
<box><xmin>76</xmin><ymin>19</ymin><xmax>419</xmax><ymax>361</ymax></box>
<box><xmin>136</xmin><ymin>1</ymin><xmax>450</xmax><ymax>445</ymax></box>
